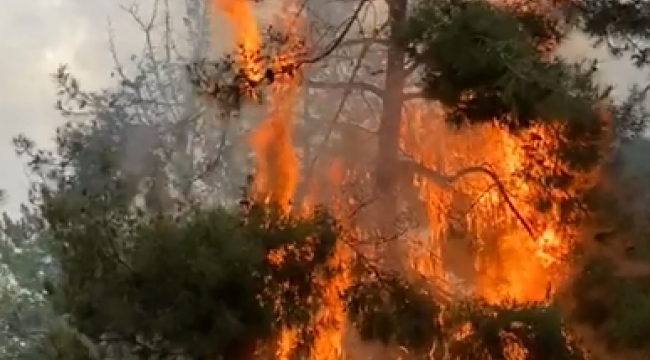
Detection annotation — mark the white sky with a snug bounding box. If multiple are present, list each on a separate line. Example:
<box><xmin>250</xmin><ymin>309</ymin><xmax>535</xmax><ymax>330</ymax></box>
<box><xmin>0</xmin><ymin>0</ymin><xmax>167</xmax><ymax>215</ymax></box>
<box><xmin>0</xmin><ymin>0</ymin><xmax>645</xmax><ymax>216</ymax></box>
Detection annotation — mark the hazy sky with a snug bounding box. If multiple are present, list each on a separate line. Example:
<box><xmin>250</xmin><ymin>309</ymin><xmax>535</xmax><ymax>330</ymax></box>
<box><xmin>0</xmin><ymin>0</ymin><xmax>170</xmax><ymax>214</ymax></box>
<box><xmin>0</xmin><ymin>0</ymin><xmax>645</xmax><ymax>215</ymax></box>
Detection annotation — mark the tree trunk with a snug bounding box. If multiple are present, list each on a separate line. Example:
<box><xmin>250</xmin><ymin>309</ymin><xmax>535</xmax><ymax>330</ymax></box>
<box><xmin>375</xmin><ymin>0</ymin><xmax>408</xmax><ymax>267</ymax></box>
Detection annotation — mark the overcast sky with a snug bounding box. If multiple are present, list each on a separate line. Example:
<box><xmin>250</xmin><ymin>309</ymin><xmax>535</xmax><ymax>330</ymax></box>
<box><xmin>0</xmin><ymin>0</ymin><xmax>179</xmax><ymax>215</ymax></box>
<box><xmin>0</xmin><ymin>0</ymin><xmax>645</xmax><ymax>216</ymax></box>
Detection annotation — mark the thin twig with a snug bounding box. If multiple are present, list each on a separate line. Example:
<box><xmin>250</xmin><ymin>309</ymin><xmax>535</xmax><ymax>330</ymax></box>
<box><xmin>302</xmin><ymin>24</ymin><xmax>388</xmax><ymax>187</ymax></box>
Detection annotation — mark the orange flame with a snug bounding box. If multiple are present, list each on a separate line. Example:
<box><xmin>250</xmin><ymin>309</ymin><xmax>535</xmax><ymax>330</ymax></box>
<box><xmin>212</xmin><ymin>0</ymin><xmax>263</xmax><ymax>81</ymax></box>
<box><xmin>400</xmin><ymin>103</ymin><xmax>574</xmax><ymax>304</ymax></box>
<box><xmin>209</xmin><ymin>0</ymin><xmax>597</xmax><ymax>357</ymax></box>
<box><xmin>309</xmin><ymin>159</ymin><xmax>350</xmax><ymax>360</ymax></box>
<box><xmin>211</xmin><ymin>0</ymin><xmax>302</xmax><ymax>356</ymax></box>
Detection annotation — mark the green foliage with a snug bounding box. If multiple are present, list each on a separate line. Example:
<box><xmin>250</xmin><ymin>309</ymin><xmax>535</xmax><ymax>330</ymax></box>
<box><xmin>17</xmin><ymin>0</ymin><xmax>650</xmax><ymax>358</ymax></box>
<box><xmin>603</xmin><ymin>278</ymin><xmax>650</xmax><ymax>348</ymax></box>
<box><xmin>0</xmin><ymin>208</ymin><xmax>53</xmax><ymax>360</ymax></box>
<box><xmin>572</xmin><ymin>0</ymin><xmax>650</xmax><ymax>66</ymax></box>
<box><xmin>570</xmin><ymin>80</ymin><xmax>650</xmax><ymax>351</ymax></box>
<box><xmin>41</xmin><ymin>182</ymin><xmax>342</xmax><ymax>358</ymax></box>
<box><xmin>610</xmin><ymin>85</ymin><xmax>650</xmax><ymax>141</ymax></box>
<box><xmin>35</xmin><ymin>319</ymin><xmax>99</xmax><ymax>360</ymax></box>
<box><xmin>403</xmin><ymin>0</ymin><xmax>605</xmax><ymax>130</ymax></box>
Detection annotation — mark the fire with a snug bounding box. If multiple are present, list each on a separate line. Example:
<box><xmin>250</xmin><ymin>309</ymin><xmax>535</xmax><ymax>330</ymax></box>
<box><xmin>212</xmin><ymin>0</ymin><xmax>263</xmax><ymax>81</ymax></box>
<box><xmin>473</xmin><ymin>127</ymin><xmax>565</xmax><ymax>303</ymax></box>
<box><xmin>212</xmin><ymin>0</ymin><xmax>301</xmax><ymax>357</ymax></box>
<box><xmin>208</xmin><ymin>0</ymin><xmax>594</xmax><ymax>357</ymax></box>
<box><xmin>400</xmin><ymin>105</ymin><xmax>453</xmax><ymax>294</ymax></box>
<box><xmin>211</xmin><ymin>0</ymin><xmax>349</xmax><ymax>359</ymax></box>
<box><xmin>212</xmin><ymin>0</ymin><xmax>301</xmax><ymax>210</ymax></box>
<box><xmin>309</xmin><ymin>159</ymin><xmax>351</xmax><ymax>360</ymax></box>
<box><xmin>400</xmin><ymin>103</ymin><xmax>574</xmax><ymax>304</ymax></box>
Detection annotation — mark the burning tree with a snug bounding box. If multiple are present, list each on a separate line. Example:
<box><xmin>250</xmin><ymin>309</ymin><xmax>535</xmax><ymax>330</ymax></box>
<box><xmin>13</xmin><ymin>0</ymin><xmax>650</xmax><ymax>358</ymax></box>
<box><xmin>188</xmin><ymin>0</ymin><xmax>611</xmax><ymax>298</ymax></box>
<box><xmin>187</xmin><ymin>0</ymin><xmax>650</xmax><ymax>356</ymax></box>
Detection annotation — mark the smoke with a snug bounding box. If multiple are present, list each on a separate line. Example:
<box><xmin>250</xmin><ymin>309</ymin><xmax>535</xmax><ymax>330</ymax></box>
<box><xmin>74</xmin><ymin>0</ymin><xmax>649</xmax><ymax>357</ymax></box>
<box><xmin>118</xmin><ymin>124</ymin><xmax>160</xmax><ymax>179</ymax></box>
<box><xmin>558</xmin><ymin>32</ymin><xmax>644</xmax><ymax>100</ymax></box>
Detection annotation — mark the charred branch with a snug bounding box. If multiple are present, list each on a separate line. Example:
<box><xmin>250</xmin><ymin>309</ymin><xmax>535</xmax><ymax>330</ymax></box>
<box><xmin>399</xmin><ymin>159</ymin><xmax>537</xmax><ymax>240</ymax></box>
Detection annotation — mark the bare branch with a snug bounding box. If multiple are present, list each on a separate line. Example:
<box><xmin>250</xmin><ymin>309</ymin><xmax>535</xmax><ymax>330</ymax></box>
<box><xmin>301</xmin><ymin>0</ymin><xmax>372</xmax><ymax>65</ymax></box>
<box><xmin>404</xmin><ymin>59</ymin><xmax>420</xmax><ymax>76</ymax></box>
<box><xmin>121</xmin><ymin>0</ymin><xmax>182</xmax><ymax>123</ymax></box>
<box><xmin>307</xmin><ymin>80</ymin><xmax>384</xmax><ymax>98</ymax></box>
<box><xmin>106</xmin><ymin>19</ymin><xmax>152</xmax><ymax>126</ymax></box>
<box><xmin>297</xmin><ymin>28</ymin><xmax>380</xmax><ymax>200</ymax></box>
<box><xmin>190</xmin><ymin>126</ymin><xmax>229</xmax><ymax>184</ymax></box>
<box><xmin>303</xmin><ymin>113</ymin><xmax>378</xmax><ymax>136</ymax></box>
<box><xmin>106</xmin><ymin>20</ymin><xmax>130</xmax><ymax>83</ymax></box>
<box><xmin>120</xmin><ymin>0</ymin><xmax>159</xmax><ymax>32</ymax></box>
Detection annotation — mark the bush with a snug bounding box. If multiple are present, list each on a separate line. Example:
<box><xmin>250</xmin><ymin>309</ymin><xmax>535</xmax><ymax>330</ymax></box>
<box><xmin>43</xmin><ymin>189</ymin><xmax>343</xmax><ymax>359</ymax></box>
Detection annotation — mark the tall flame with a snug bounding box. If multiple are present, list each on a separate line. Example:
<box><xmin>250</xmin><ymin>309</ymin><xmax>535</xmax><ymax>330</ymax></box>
<box><xmin>208</xmin><ymin>0</ymin><xmax>596</xmax><ymax>358</ymax></box>
<box><xmin>400</xmin><ymin>103</ymin><xmax>574</xmax><ymax>304</ymax></box>
<box><xmin>309</xmin><ymin>160</ymin><xmax>351</xmax><ymax>360</ymax></box>
<box><xmin>212</xmin><ymin>0</ymin><xmax>263</xmax><ymax>81</ymax></box>
<box><xmin>212</xmin><ymin>0</ymin><xmax>302</xmax><ymax>357</ymax></box>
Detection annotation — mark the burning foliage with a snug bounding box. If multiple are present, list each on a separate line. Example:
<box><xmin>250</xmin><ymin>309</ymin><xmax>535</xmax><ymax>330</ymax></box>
<box><xmin>346</xmin><ymin>272</ymin><xmax>588</xmax><ymax>359</ymax></box>
<box><xmin>347</xmin><ymin>273</ymin><xmax>444</xmax><ymax>350</ymax></box>
<box><xmin>19</xmin><ymin>0</ymin><xmax>650</xmax><ymax>358</ymax></box>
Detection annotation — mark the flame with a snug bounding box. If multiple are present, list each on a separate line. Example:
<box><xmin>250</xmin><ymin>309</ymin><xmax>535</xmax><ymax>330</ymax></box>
<box><xmin>308</xmin><ymin>159</ymin><xmax>351</xmax><ymax>360</ymax></box>
<box><xmin>208</xmin><ymin>0</ymin><xmax>604</xmax><ymax>357</ymax></box>
<box><xmin>400</xmin><ymin>103</ymin><xmax>577</xmax><ymax>304</ymax></box>
<box><xmin>248</xmin><ymin>1</ymin><xmax>302</xmax><ymax>212</ymax></box>
<box><xmin>212</xmin><ymin>0</ymin><xmax>350</xmax><ymax>358</ymax></box>
<box><xmin>212</xmin><ymin>0</ymin><xmax>302</xmax><ymax>356</ymax></box>
<box><xmin>212</xmin><ymin>0</ymin><xmax>263</xmax><ymax>81</ymax></box>
<box><xmin>400</xmin><ymin>105</ymin><xmax>452</xmax><ymax>294</ymax></box>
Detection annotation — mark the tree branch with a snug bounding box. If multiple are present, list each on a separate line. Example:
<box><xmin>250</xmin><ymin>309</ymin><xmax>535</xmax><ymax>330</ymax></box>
<box><xmin>399</xmin><ymin>159</ymin><xmax>538</xmax><ymax>241</ymax></box>
<box><xmin>404</xmin><ymin>59</ymin><xmax>421</xmax><ymax>76</ymax></box>
<box><xmin>298</xmin><ymin>30</ymin><xmax>380</xmax><ymax>201</ymax></box>
<box><xmin>301</xmin><ymin>0</ymin><xmax>372</xmax><ymax>65</ymax></box>
<box><xmin>307</xmin><ymin>80</ymin><xmax>384</xmax><ymax>98</ymax></box>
